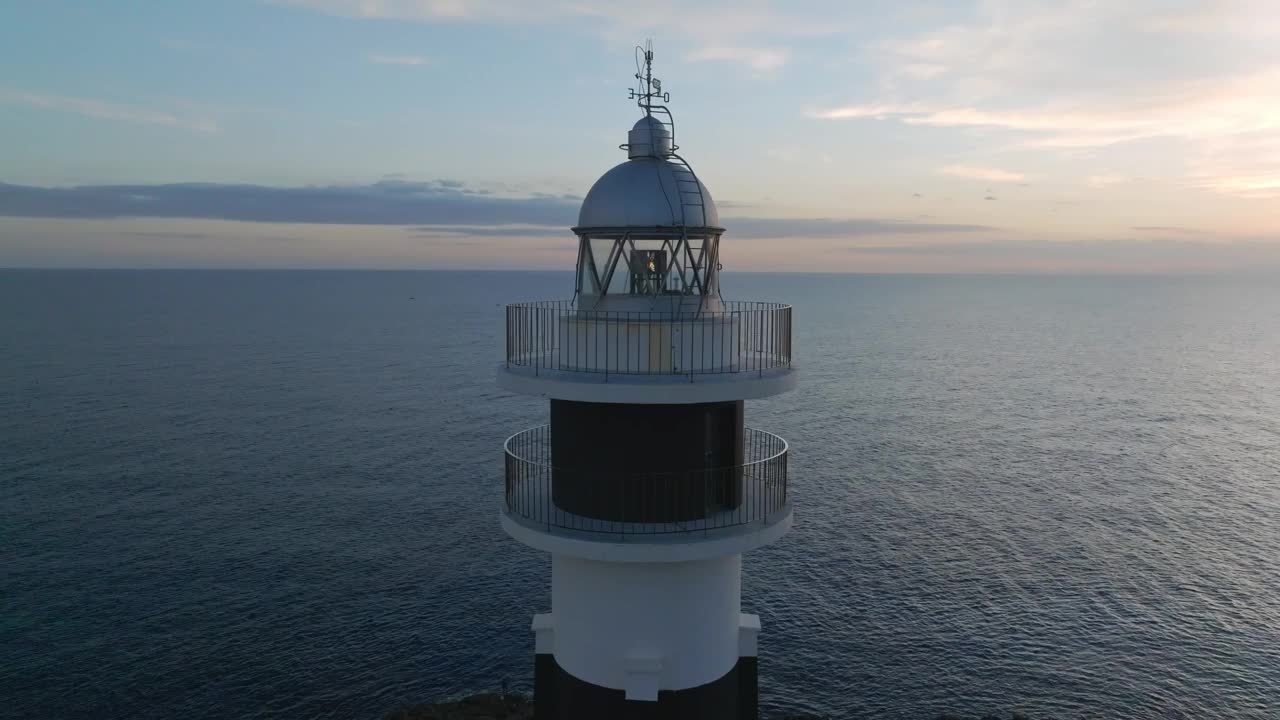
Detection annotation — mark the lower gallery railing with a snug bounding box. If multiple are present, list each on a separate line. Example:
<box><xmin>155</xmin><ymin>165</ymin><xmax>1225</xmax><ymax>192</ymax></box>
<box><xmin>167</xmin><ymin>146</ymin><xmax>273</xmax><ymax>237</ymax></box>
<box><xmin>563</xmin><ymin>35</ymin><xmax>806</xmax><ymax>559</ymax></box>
<box><xmin>503</xmin><ymin>425</ymin><xmax>789</xmax><ymax>536</ymax></box>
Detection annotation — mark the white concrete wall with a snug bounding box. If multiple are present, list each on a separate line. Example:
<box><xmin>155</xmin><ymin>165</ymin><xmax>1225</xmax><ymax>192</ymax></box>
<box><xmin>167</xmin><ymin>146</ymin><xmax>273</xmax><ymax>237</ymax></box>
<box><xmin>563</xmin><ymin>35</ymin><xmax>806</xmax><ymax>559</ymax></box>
<box><xmin>559</xmin><ymin>315</ymin><xmax>742</xmax><ymax>374</ymax></box>
<box><xmin>550</xmin><ymin>553</ymin><xmax>743</xmax><ymax>695</ymax></box>
<box><xmin>577</xmin><ymin>294</ymin><xmax>723</xmax><ymax>315</ymax></box>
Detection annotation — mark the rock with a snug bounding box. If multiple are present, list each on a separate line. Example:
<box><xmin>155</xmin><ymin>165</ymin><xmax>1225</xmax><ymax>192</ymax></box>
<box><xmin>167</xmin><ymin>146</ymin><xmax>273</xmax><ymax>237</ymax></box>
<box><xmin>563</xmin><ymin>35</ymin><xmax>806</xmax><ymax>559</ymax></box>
<box><xmin>385</xmin><ymin>693</ymin><xmax>533</xmax><ymax>720</ymax></box>
<box><xmin>388</xmin><ymin>695</ymin><xmax>1050</xmax><ymax>719</ymax></box>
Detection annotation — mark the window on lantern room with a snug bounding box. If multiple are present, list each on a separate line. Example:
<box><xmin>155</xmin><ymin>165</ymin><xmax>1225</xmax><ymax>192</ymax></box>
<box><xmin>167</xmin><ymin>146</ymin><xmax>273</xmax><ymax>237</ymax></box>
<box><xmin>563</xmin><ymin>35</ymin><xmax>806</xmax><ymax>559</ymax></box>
<box><xmin>685</xmin><ymin>237</ymin><xmax>707</xmax><ymax>291</ymax></box>
<box><xmin>629</xmin><ymin>249</ymin><xmax>668</xmax><ymax>294</ymax></box>
<box><xmin>576</xmin><ymin>237</ymin><xmax>615</xmax><ymax>295</ymax></box>
<box><xmin>578</xmin><ymin>236</ymin><xmax>716</xmax><ymax>296</ymax></box>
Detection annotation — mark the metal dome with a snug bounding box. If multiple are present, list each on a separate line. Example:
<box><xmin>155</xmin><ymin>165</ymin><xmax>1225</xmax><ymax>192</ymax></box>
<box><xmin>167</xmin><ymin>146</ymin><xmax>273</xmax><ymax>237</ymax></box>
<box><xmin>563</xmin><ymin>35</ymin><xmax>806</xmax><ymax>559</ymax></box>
<box><xmin>577</xmin><ymin>157</ymin><xmax>720</xmax><ymax>229</ymax></box>
<box><xmin>627</xmin><ymin>116</ymin><xmax>672</xmax><ymax>159</ymax></box>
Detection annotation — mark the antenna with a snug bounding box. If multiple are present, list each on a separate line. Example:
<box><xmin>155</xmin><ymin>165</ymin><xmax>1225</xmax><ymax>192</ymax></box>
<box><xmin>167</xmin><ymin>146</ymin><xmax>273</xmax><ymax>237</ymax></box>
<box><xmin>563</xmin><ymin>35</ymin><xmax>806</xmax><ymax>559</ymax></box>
<box><xmin>628</xmin><ymin>39</ymin><xmax>670</xmax><ymax>115</ymax></box>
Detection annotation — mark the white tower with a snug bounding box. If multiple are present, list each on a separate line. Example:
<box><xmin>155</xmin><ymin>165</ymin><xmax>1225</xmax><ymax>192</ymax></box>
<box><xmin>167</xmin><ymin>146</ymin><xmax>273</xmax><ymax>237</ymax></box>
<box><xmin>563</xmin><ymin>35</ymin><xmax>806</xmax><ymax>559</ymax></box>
<box><xmin>498</xmin><ymin>44</ymin><xmax>796</xmax><ymax>720</ymax></box>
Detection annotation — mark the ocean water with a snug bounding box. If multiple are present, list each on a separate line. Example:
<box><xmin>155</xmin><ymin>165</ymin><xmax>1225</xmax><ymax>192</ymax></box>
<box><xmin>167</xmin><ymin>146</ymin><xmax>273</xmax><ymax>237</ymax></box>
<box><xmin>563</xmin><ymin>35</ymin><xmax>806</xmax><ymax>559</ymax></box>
<box><xmin>2</xmin><ymin>269</ymin><xmax>1279</xmax><ymax>720</ymax></box>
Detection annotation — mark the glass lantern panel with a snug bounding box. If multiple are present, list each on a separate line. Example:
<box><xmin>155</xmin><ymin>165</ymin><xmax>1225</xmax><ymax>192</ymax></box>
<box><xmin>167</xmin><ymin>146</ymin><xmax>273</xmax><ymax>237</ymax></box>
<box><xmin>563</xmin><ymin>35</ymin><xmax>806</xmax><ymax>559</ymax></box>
<box><xmin>577</xmin><ymin>237</ymin><xmax>614</xmax><ymax>295</ymax></box>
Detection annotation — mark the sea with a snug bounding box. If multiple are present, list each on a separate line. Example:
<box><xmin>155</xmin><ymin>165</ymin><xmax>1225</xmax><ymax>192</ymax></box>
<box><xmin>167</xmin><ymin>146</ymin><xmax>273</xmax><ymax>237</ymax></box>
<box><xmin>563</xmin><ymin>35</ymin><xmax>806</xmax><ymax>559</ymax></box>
<box><xmin>3</xmin><ymin>269</ymin><xmax>1279</xmax><ymax>720</ymax></box>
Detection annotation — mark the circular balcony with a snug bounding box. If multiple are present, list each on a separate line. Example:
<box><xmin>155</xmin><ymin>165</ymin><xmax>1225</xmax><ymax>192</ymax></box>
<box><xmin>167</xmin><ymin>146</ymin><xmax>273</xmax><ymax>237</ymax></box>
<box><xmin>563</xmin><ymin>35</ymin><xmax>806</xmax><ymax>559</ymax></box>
<box><xmin>502</xmin><ymin>425</ymin><xmax>789</xmax><ymax>541</ymax></box>
<box><xmin>499</xmin><ymin>300</ymin><xmax>796</xmax><ymax>403</ymax></box>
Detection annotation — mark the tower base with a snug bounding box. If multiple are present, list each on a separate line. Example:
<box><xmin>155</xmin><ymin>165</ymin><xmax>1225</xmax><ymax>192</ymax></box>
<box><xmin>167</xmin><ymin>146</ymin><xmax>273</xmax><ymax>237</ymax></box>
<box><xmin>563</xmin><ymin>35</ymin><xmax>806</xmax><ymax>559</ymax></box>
<box><xmin>531</xmin><ymin>611</ymin><xmax>761</xmax><ymax>720</ymax></box>
<box><xmin>533</xmin><ymin>654</ymin><xmax>758</xmax><ymax>720</ymax></box>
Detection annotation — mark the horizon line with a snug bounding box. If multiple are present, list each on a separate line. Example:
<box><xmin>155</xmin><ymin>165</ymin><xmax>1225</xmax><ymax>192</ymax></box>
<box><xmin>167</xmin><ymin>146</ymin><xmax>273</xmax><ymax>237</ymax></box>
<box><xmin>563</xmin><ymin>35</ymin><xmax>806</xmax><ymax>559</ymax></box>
<box><xmin>2</xmin><ymin>266</ymin><xmax>1273</xmax><ymax>278</ymax></box>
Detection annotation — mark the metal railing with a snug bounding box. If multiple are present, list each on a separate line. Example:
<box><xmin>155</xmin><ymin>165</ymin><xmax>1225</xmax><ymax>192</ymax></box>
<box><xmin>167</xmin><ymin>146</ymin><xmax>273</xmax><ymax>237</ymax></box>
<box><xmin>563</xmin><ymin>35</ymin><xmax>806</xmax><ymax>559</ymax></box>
<box><xmin>504</xmin><ymin>300</ymin><xmax>792</xmax><ymax>378</ymax></box>
<box><xmin>503</xmin><ymin>425</ymin><xmax>789</xmax><ymax>536</ymax></box>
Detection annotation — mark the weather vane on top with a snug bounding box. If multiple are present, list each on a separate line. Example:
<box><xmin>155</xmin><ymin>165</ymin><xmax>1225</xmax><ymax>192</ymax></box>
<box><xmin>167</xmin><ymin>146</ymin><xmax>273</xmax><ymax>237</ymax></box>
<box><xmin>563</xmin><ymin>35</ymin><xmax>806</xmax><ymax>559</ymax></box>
<box><xmin>629</xmin><ymin>40</ymin><xmax>670</xmax><ymax>116</ymax></box>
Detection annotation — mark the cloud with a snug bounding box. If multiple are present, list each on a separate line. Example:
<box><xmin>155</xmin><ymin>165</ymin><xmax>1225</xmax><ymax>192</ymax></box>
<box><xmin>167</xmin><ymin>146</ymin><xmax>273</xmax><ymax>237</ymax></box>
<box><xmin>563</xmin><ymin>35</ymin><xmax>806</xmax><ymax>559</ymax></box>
<box><xmin>0</xmin><ymin>180</ymin><xmax>578</xmax><ymax>226</ymax></box>
<box><xmin>0</xmin><ymin>89</ymin><xmax>219</xmax><ymax>133</ymax></box>
<box><xmin>271</xmin><ymin>0</ymin><xmax>854</xmax><ymax>70</ymax></box>
<box><xmin>939</xmin><ymin>165</ymin><xmax>1026</xmax><ymax>182</ymax></box>
<box><xmin>1131</xmin><ymin>225</ymin><xmax>1209</xmax><ymax>234</ymax></box>
<box><xmin>1141</xmin><ymin>0</ymin><xmax>1280</xmax><ymax>38</ymax></box>
<box><xmin>814</xmin><ymin>1</ymin><xmax>1280</xmax><ymax>198</ymax></box>
<box><xmin>367</xmin><ymin>53</ymin><xmax>431</xmax><ymax>65</ymax></box>
<box><xmin>1086</xmin><ymin>174</ymin><xmax>1129</xmax><ymax>188</ymax></box>
<box><xmin>898</xmin><ymin>63</ymin><xmax>948</xmax><ymax>80</ymax></box>
<box><xmin>271</xmin><ymin>0</ymin><xmax>849</xmax><ymax>36</ymax></box>
<box><xmin>1185</xmin><ymin>130</ymin><xmax>1280</xmax><ymax>198</ymax></box>
<box><xmin>0</xmin><ymin>180</ymin><xmax>998</xmax><ymax>241</ymax></box>
<box><xmin>414</xmin><ymin>224</ymin><xmax>567</xmax><ymax>237</ymax></box>
<box><xmin>116</xmin><ymin>229</ymin><xmax>306</xmax><ymax>243</ymax></box>
<box><xmin>270</xmin><ymin>0</ymin><xmax>544</xmax><ymax>21</ymax></box>
<box><xmin>725</xmin><ymin>217</ymin><xmax>994</xmax><ymax>239</ymax></box>
<box><xmin>809</xmin><ymin>72</ymin><xmax>1280</xmax><ymax>150</ymax></box>
<box><xmin>420</xmin><ymin>216</ymin><xmax>995</xmax><ymax>239</ymax></box>
<box><xmin>122</xmin><ymin>231</ymin><xmax>215</xmax><ymax>240</ymax></box>
<box><xmin>686</xmin><ymin>45</ymin><xmax>789</xmax><ymax>72</ymax></box>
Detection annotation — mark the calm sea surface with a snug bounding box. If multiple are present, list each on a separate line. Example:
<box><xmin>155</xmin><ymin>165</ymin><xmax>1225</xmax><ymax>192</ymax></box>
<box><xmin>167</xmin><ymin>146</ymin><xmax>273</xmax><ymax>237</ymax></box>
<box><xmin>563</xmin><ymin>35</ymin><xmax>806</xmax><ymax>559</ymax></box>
<box><xmin>3</xmin><ymin>269</ymin><xmax>1279</xmax><ymax>719</ymax></box>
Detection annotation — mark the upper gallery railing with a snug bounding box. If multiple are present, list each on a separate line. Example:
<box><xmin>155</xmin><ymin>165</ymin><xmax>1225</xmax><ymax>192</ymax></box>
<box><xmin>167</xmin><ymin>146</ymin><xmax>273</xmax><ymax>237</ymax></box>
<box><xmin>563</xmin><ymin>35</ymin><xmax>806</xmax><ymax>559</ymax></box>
<box><xmin>504</xmin><ymin>300</ymin><xmax>792</xmax><ymax>378</ymax></box>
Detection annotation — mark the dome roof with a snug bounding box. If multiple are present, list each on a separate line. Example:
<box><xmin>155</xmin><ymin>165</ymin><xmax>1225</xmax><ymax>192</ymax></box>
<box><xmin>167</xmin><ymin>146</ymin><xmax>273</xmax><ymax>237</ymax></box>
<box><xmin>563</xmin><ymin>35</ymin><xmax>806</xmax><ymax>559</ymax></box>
<box><xmin>577</xmin><ymin>157</ymin><xmax>720</xmax><ymax>229</ymax></box>
<box><xmin>632</xmin><ymin>116</ymin><xmax>665</xmax><ymax>132</ymax></box>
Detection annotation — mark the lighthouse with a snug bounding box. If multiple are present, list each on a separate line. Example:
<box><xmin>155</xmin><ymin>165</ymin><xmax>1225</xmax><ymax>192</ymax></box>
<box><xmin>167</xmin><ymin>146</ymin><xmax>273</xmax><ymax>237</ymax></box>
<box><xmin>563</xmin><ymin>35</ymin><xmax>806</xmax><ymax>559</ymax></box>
<box><xmin>498</xmin><ymin>44</ymin><xmax>795</xmax><ymax>720</ymax></box>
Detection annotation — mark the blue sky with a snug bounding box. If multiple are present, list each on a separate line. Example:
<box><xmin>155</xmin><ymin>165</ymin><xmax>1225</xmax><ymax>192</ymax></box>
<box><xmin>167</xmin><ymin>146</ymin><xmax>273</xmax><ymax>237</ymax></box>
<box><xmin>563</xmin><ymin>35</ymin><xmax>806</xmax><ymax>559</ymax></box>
<box><xmin>1</xmin><ymin>0</ymin><xmax>1278</xmax><ymax>272</ymax></box>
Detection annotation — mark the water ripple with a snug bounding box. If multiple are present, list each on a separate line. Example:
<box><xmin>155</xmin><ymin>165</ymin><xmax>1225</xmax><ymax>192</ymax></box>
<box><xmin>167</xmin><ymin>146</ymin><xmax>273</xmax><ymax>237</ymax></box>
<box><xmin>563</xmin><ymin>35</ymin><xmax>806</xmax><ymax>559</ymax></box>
<box><xmin>2</xmin><ymin>271</ymin><xmax>1278</xmax><ymax>719</ymax></box>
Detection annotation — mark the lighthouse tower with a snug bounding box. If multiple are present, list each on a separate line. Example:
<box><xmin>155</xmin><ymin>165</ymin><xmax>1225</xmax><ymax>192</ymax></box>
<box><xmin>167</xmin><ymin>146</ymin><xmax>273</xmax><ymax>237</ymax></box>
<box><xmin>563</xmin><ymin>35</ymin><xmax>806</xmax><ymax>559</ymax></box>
<box><xmin>498</xmin><ymin>44</ymin><xmax>795</xmax><ymax>720</ymax></box>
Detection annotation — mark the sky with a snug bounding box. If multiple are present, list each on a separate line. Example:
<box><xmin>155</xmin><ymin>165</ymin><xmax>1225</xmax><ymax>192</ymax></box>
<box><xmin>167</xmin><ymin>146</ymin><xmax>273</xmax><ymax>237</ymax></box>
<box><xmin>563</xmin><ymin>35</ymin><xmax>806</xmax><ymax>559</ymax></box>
<box><xmin>1</xmin><ymin>0</ymin><xmax>1279</xmax><ymax>273</ymax></box>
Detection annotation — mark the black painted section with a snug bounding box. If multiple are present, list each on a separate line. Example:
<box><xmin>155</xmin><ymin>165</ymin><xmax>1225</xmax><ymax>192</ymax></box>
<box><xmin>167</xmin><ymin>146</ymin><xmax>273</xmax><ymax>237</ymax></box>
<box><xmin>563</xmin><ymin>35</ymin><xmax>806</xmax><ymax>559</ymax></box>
<box><xmin>736</xmin><ymin>656</ymin><xmax>759</xmax><ymax>720</ymax></box>
<box><xmin>549</xmin><ymin>400</ymin><xmax>744</xmax><ymax>522</ymax></box>
<box><xmin>534</xmin><ymin>654</ymin><xmax>556</xmax><ymax>720</ymax></box>
<box><xmin>534</xmin><ymin>655</ymin><xmax>757</xmax><ymax>720</ymax></box>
